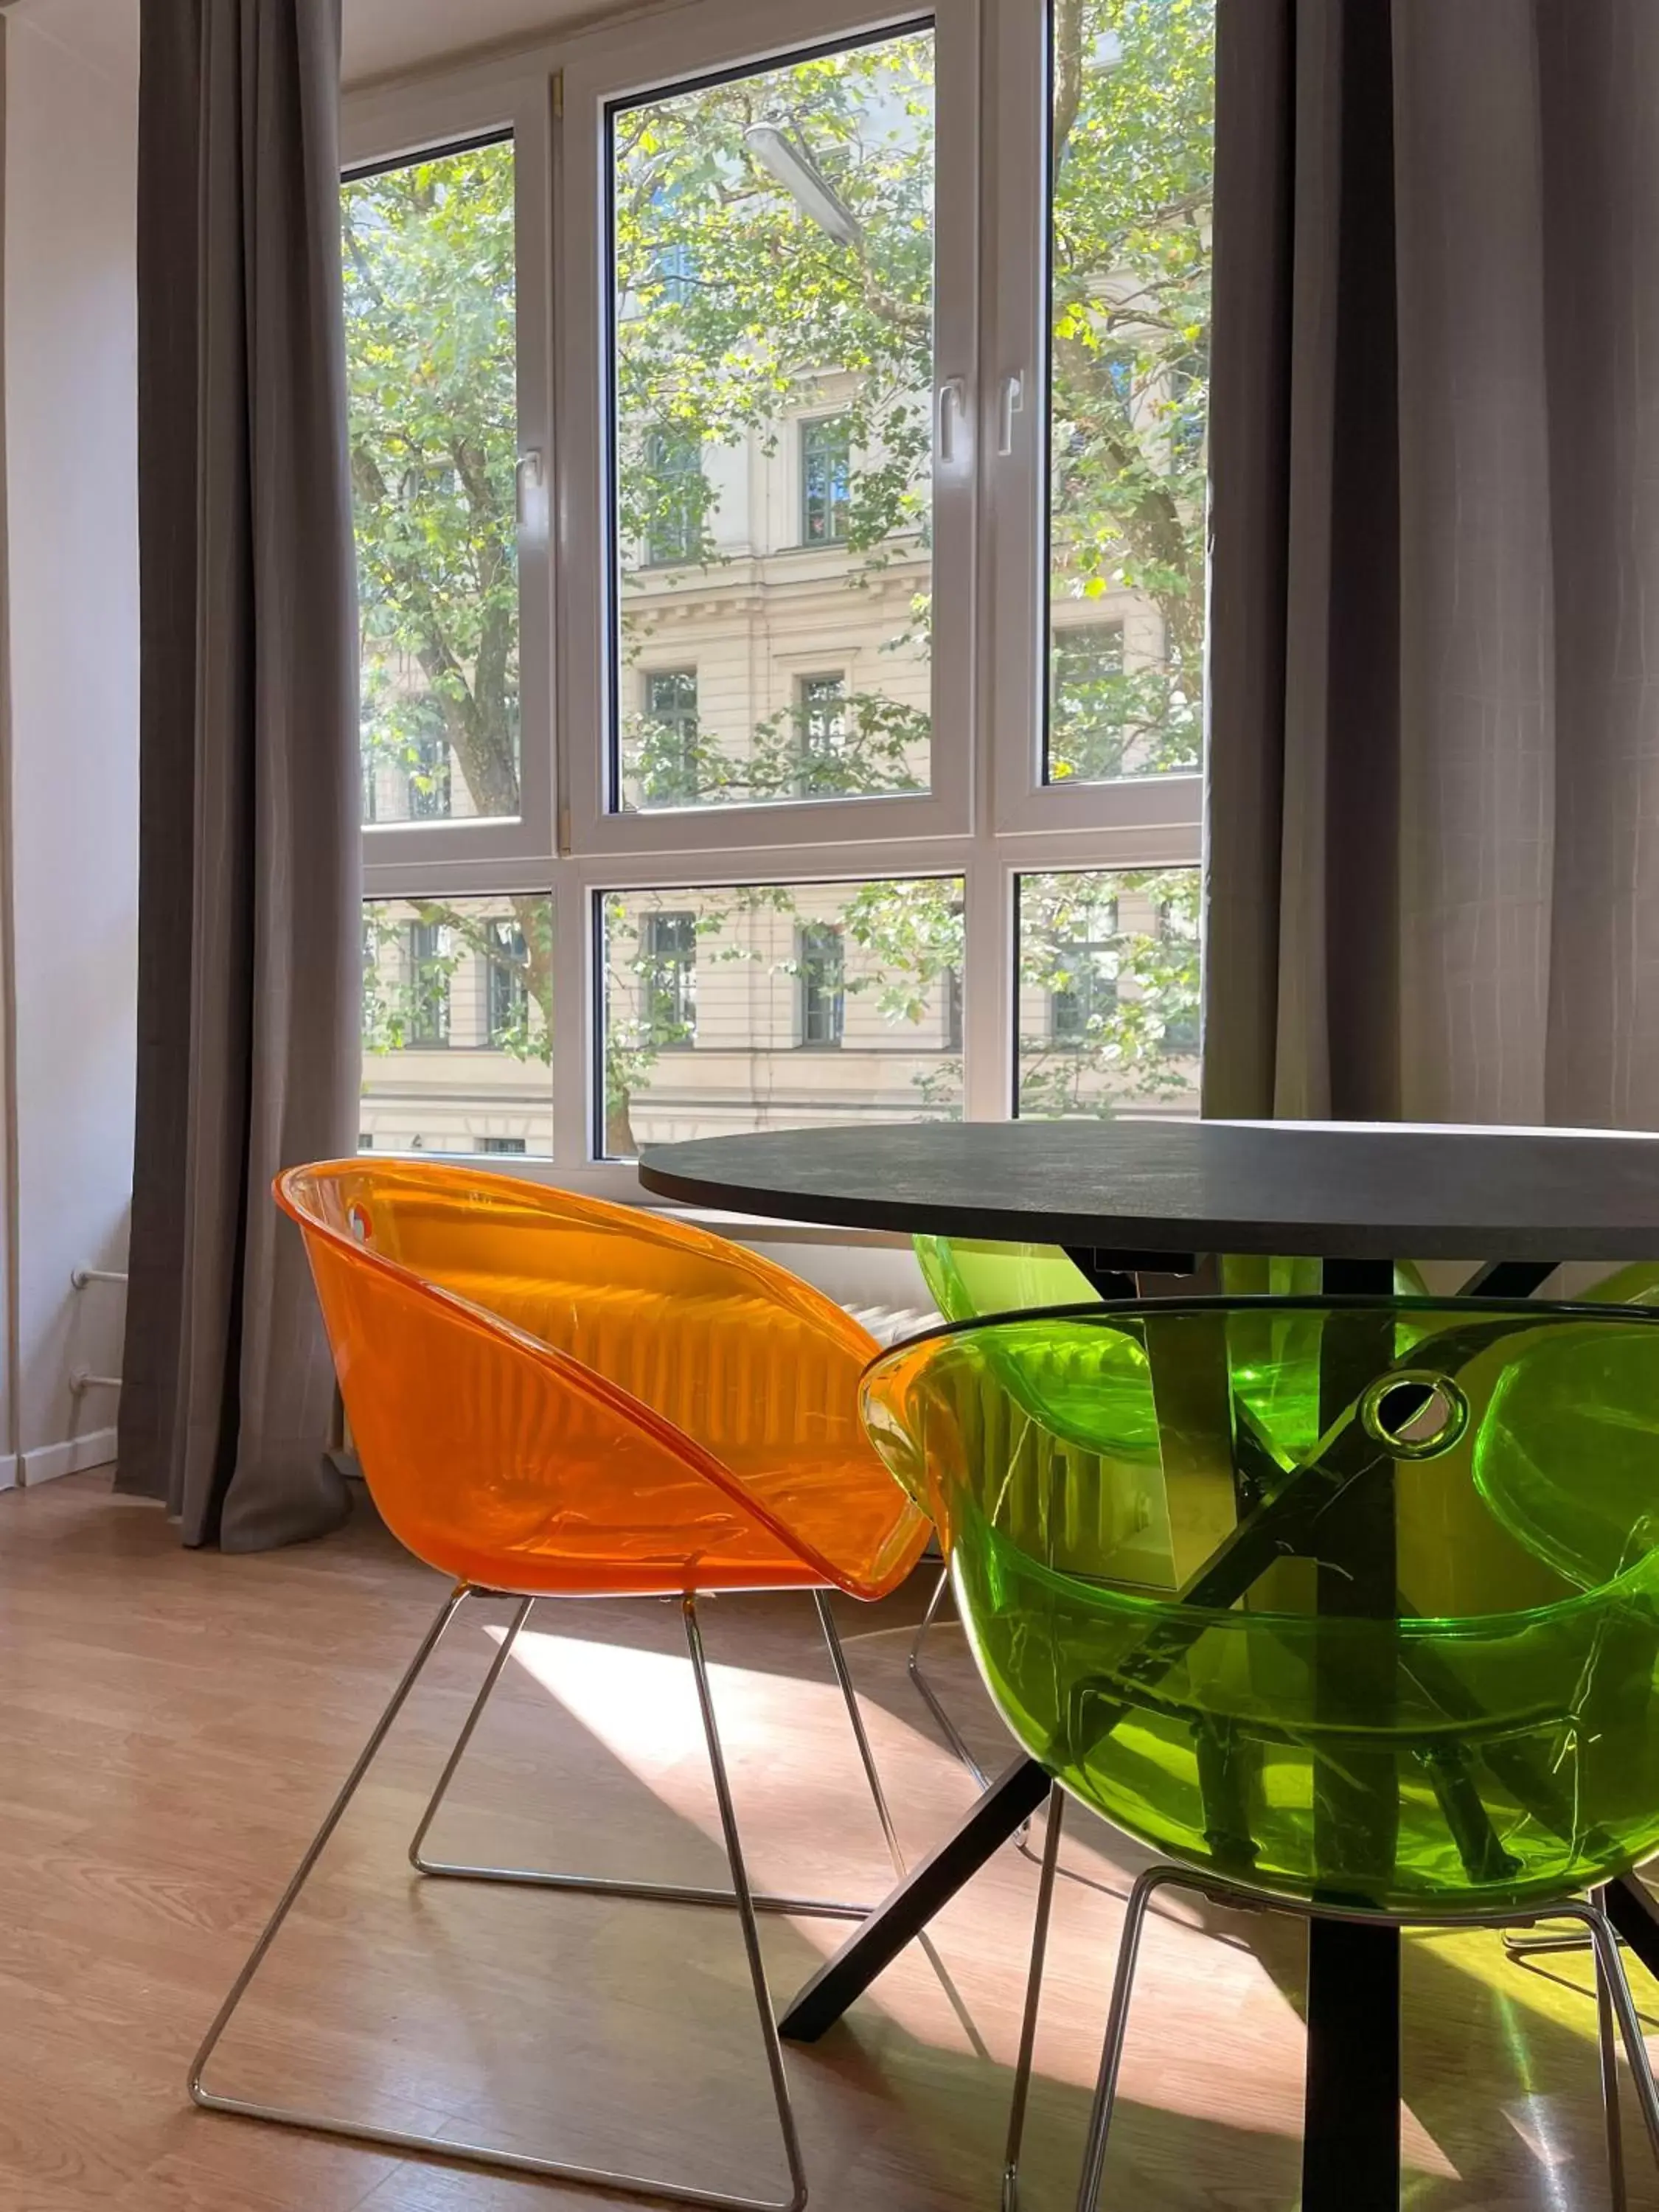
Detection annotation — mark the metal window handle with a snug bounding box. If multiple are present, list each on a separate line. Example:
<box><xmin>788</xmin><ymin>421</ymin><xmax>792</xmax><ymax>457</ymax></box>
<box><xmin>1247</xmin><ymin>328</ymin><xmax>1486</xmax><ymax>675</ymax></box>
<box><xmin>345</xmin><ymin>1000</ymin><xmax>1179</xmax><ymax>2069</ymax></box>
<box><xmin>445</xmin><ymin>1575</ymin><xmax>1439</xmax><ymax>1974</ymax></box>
<box><xmin>937</xmin><ymin>378</ymin><xmax>968</xmax><ymax>467</ymax></box>
<box><xmin>998</xmin><ymin>372</ymin><xmax>1025</xmax><ymax>456</ymax></box>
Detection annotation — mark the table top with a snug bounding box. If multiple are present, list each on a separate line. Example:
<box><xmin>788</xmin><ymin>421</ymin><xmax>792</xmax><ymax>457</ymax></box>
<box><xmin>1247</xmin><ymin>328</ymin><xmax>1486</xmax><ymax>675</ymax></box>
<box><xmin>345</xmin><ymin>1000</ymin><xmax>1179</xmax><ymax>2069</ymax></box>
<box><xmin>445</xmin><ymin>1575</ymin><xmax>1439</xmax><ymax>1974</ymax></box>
<box><xmin>638</xmin><ymin>1119</ymin><xmax>1659</xmax><ymax>1262</ymax></box>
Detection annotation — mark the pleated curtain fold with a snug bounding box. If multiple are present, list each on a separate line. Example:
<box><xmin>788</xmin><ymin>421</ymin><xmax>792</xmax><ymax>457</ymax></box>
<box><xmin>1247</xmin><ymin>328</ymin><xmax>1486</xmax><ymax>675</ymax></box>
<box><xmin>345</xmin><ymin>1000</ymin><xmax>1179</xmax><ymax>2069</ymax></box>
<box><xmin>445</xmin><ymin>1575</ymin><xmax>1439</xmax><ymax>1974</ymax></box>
<box><xmin>1205</xmin><ymin>0</ymin><xmax>1659</xmax><ymax>1130</ymax></box>
<box><xmin>118</xmin><ymin>0</ymin><xmax>360</xmax><ymax>1548</ymax></box>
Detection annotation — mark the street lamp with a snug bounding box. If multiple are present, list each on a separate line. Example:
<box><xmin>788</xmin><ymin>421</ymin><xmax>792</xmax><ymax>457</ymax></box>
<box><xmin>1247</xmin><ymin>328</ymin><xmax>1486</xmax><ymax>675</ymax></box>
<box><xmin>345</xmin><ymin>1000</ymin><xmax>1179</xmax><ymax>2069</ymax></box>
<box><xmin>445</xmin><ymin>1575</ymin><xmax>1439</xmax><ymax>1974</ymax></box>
<box><xmin>742</xmin><ymin>122</ymin><xmax>863</xmax><ymax>248</ymax></box>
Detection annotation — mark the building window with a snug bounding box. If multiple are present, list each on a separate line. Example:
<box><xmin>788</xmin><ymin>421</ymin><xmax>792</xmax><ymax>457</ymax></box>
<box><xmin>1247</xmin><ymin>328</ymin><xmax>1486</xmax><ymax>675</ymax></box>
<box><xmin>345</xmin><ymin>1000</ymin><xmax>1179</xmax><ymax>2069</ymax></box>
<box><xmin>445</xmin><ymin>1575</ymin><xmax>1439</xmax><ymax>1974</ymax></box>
<box><xmin>358</xmin><ymin>1132</ymin><xmax>374</xmax><ymax>1150</ymax></box>
<box><xmin>1049</xmin><ymin>623</ymin><xmax>1127</xmax><ymax>785</ymax></box>
<box><xmin>795</xmin><ymin>673</ymin><xmax>846</xmax><ymax>792</ymax></box>
<box><xmin>798</xmin><ymin>925</ymin><xmax>845</xmax><ymax>1047</ymax></box>
<box><xmin>480</xmin><ymin>1135</ymin><xmax>528</xmax><ymax>1154</ymax></box>
<box><xmin>653</xmin><ymin>237</ymin><xmax>696</xmax><ymax>305</ymax></box>
<box><xmin>406</xmin><ymin>724</ymin><xmax>453</xmax><ymax>821</ymax></box>
<box><xmin>362</xmin><ymin>721</ymin><xmax>454</xmax><ymax>826</ymax></box>
<box><xmin>487</xmin><ymin>919</ymin><xmax>529</xmax><ymax>1046</ymax></box>
<box><xmin>1157</xmin><ymin>898</ymin><xmax>1202</xmax><ymax>1053</ymax></box>
<box><xmin>641</xmin><ymin>669</ymin><xmax>700</xmax><ymax>803</ymax></box>
<box><xmin>405</xmin><ymin>921</ymin><xmax>451</xmax><ymax>1046</ymax></box>
<box><xmin>642</xmin><ymin>911</ymin><xmax>697</xmax><ymax>1046</ymax></box>
<box><xmin>1168</xmin><ymin>349</ymin><xmax>1207</xmax><ymax>467</ymax></box>
<box><xmin>1048</xmin><ymin>900</ymin><xmax>1119</xmax><ymax>1048</ymax></box>
<box><xmin>800</xmin><ymin>417</ymin><xmax>852</xmax><ymax>546</ymax></box>
<box><xmin>644</xmin><ymin>426</ymin><xmax>702</xmax><ymax>565</ymax></box>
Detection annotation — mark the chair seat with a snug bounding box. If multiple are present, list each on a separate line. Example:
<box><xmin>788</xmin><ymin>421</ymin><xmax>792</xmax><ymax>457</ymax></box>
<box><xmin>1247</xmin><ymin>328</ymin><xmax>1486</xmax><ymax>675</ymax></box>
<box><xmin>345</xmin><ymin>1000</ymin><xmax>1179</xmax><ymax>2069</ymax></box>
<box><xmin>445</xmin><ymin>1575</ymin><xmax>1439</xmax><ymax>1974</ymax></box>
<box><xmin>426</xmin><ymin>1442</ymin><xmax>926</xmax><ymax>1599</ymax></box>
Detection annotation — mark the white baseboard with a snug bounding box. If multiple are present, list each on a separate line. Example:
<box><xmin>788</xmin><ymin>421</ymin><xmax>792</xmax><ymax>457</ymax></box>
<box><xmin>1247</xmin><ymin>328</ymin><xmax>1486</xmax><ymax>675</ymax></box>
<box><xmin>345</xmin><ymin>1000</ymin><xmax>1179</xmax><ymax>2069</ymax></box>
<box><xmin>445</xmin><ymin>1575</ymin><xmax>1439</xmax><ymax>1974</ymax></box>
<box><xmin>0</xmin><ymin>1454</ymin><xmax>17</xmax><ymax>1491</ymax></box>
<box><xmin>20</xmin><ymin>1427</ymin><xmax>116</xmax><ymax>1486</ymax></box>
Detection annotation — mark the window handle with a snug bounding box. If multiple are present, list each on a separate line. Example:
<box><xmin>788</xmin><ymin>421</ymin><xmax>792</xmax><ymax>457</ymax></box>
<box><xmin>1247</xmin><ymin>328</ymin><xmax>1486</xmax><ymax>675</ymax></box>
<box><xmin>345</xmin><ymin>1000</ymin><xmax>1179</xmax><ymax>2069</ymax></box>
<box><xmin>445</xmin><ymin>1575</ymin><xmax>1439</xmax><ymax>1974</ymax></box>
<box><xmin>936</xmin><ymin>377</ymin><xmax>969</xmax><ymax>467</ymax></box>
<box><xmin>998</xmin><ymin>372</ymin><xmax>1025</xmax><ymax>456</ymax></box>
<box><xmin>516</xmin><ymin>448</ymin><xmax>544</xmax><ymax>527</ymax></box>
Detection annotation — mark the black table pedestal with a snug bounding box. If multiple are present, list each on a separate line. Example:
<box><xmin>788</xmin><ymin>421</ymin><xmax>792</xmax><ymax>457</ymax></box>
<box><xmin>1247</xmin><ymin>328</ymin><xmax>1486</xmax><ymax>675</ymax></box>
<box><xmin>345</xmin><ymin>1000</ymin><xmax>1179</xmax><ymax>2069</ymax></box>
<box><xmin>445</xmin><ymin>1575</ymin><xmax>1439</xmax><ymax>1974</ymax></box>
<box><xmin>779</xmin><ymin>1756</ymin><xmax>1051</xmax><ymax>2043</ymax></box>
<box><xmin>1304</xmin><ymin>1920</ymin><xmax>1399</xmax><ymax>2207</ymax></box>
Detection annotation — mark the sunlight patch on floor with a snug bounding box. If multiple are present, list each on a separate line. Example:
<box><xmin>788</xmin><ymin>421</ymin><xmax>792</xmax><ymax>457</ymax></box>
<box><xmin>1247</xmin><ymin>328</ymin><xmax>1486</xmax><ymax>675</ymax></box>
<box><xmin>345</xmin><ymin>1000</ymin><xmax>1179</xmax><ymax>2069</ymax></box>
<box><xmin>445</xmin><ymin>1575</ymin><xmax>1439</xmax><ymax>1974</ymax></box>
<box><xmin>485</xmin><ymin>1620</ymin><xmax>1430</xmax><ymax>2157</ymax></box>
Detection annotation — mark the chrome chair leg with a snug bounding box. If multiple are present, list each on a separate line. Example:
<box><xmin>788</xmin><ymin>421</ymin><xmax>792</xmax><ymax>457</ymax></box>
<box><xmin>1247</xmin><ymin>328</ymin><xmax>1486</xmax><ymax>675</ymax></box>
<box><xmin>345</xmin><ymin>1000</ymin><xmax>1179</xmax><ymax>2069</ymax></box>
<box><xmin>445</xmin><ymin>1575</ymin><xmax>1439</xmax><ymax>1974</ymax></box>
<box><xmin>406</xmin><ymin>1590</ymin><xmax>533</xmax><ymax>1874</ymax></box>
<box><xmin>409</xmin><ymin>1589</ymin><xmax>887</xmax><ymax>1916</ymax></box>
<box><xmin>1575</xmin><ymin>1898</ymin><xmax>1659</xmax><ymax>2170</ymax></box>
<box><xmin>1001</xmin><ymin>1787</ymin><xmax>1065</xmax><ymax>2212</ymax></box>
<box><xmin>684</xmin><ymin>1596</ymin><xmax>810</xmax><ymax>2212</ymax></box>
<box><xmin>908</xmin><ymin>1565</ymin><xmax>990</xmax><ymax>1792</ymax></box>
<box><xmin>191</xmin><ymin>1585</ymin><xmax>468</xmax><ymax>2113</ymax></box>
<box><xmin>1503</xmin><ymin>1924</ymin><xmax>1593</xmax><ymax>1959</ymax></box>
<box><xmin>813</xmin><ymin>1590</ymin><xmax>905</xmax><ymax>1877</ymax></box>
<box><xmin>1062</xmin><ymin>1874</ymin><xmax>1659</xmax><ymax>2212</ymax></box>
<box><xmin>1074</xmin><ymin>1862</ymin><xmax>1174</xmax><ymax>2212</ymax></box>
<box><xmin>191</xmin><ymin>1584</ymin><xmax>810</xmax><ymax>2212</ymax></box>
<box><xmin>1596</xmin><ymin>1893</ymin><xmax>1630</xmax><ymax>2212</ymax></box>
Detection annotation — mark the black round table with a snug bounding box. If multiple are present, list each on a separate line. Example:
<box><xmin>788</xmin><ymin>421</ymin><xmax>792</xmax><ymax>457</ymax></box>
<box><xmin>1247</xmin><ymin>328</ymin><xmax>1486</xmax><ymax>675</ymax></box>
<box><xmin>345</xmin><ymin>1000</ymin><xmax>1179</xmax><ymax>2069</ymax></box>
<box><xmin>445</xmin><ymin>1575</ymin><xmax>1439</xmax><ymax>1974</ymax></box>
<box><xmin>639</xmin><ymin>1116</ymin><xmax>1659</xmax><ymax>1262</ymax></box>
<box><xmin>640</xmin><ymin>1117</ymin><xmax>1659</xmax><ymax>2211</ymax></box>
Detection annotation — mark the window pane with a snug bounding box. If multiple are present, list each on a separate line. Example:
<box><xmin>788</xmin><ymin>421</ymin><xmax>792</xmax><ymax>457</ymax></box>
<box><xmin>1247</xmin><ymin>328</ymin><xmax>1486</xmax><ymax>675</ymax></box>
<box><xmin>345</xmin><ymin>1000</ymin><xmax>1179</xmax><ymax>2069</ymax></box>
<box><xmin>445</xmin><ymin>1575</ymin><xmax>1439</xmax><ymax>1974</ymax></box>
<box><xmin>361</xmin><ymin>894</ymin><xmax>552</xmax><ymax>1154</ymax></box>
<box><xmin>1016</xmin><ymin>868</ymin><xmax>1199</xmax><ymax>1116</ymax></box>
<box><xmin>344</xmin><ymin>140</ymin><xmax>520</xmax><ymax>826</ymax></box>
<box><xmin>599</xmin><ymin>877</ymin><xmax>963</xmax><ymax>1155</ymax></box>
<box><xmin>610</xmin><ymin>31</ymin><xmax>935</xmax><ymax>814</ymax></box>
<box><xmin>1045</xmin><ymin>3</ymin><xmax>1214</xmax><ymax>785</ymax></box>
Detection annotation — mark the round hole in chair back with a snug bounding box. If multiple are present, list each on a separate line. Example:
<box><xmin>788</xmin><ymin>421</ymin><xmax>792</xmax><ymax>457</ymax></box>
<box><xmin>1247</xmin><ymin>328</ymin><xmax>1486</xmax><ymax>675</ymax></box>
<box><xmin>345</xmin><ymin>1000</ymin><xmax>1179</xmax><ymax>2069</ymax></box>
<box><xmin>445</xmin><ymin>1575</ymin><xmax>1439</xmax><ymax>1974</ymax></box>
<box><xmin>1360</xmin><ymin>1371</ymin><xmax>1469</xmax><ymax>1458</ymax></box>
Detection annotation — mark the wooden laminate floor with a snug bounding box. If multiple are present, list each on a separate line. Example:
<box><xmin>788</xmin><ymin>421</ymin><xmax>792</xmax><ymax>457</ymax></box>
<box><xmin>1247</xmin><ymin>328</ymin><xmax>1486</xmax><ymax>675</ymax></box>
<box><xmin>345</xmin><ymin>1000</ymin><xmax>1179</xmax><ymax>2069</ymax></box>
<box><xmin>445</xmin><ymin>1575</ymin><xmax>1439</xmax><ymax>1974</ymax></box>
<box><xmin>0</xmin><ymin>1472</ymin><xmax>1652</xmax><ymax>2212</ymax></box>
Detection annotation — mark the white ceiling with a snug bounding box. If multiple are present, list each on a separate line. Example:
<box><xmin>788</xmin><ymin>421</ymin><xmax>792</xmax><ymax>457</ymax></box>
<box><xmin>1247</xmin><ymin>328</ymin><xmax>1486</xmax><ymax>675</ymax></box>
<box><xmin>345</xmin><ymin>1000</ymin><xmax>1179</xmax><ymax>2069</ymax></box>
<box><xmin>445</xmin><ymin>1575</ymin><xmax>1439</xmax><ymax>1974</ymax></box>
<box><xmin>343</xmin><ymin>0</ymin><xmax>606</xmax><ymax>87</ymax></box>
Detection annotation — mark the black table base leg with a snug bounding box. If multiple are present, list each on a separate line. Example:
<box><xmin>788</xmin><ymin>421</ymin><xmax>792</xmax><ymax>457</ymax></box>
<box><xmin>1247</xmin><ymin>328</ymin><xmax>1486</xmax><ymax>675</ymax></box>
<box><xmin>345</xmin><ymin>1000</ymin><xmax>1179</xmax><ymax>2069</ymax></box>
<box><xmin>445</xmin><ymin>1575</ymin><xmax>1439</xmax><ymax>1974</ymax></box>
<box><xmin>1303</xmin><ymin>1919</ymin><xmax>1400</xmax><ymax>2210</ymax></box>
<box><xmin>779</xmin><ymin>1755</ymin><xmax>1051</xmax><ymax>2042</ymax></box>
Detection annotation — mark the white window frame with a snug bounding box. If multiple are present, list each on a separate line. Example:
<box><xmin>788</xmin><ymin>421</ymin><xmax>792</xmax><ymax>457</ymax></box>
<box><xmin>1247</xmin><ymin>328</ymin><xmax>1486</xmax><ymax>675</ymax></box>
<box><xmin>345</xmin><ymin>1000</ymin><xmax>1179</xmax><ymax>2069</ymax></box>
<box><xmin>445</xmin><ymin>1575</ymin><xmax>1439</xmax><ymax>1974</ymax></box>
<box><xmin>559</xmin><ymin>0</ymin><xmax>980</xmax><ymax>858</ymax></box>
<box><xmin>347</xmin><ymin>0</ymin><xmax>1207</xmax><ymax>1201</ymax></box>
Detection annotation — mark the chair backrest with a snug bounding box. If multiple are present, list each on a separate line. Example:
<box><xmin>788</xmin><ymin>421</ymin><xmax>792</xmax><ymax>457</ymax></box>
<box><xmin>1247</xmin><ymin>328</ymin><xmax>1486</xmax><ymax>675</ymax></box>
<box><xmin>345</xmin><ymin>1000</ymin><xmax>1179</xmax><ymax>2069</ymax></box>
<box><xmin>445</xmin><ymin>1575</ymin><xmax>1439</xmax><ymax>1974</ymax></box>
<box><xmin>919</xmin><ymin>1237</ymin><xmax>1427</xmax><ymax>1325</ymax></box>
<box><xmin>913</xmin><ymin>1236</ymin><xmax>1096</xmax><ymax>1322</ymax></box>
<box><xmin>861</xmin><ymin>1297</ymin><xmax>1659</xmax><ymax>1912</ymax></box>
<box><xmin>1577</xmin><ymin>1262</ymin><xmax>1659</xmax><ymax>1307</ymax></box>
<box><xmin>279</xmin><ymin>1160</ymin><xmax>925</xmax><ymax>1599</ymax></box>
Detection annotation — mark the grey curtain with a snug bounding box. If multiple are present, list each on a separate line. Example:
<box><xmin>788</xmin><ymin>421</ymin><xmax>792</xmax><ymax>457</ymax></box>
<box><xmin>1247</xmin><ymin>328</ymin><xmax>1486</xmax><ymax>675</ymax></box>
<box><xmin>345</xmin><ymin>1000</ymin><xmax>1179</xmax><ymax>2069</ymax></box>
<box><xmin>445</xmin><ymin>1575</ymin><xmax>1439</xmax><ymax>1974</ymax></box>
<box><xmin>1204</xmin><ymin>0</ymin><xmax>1659</xmax><ymax>1127</ymax></box>
<box><xmin>118</xmin><ymin>0</ymin><xmax>360</xmax><ymax>1548</ymax></box>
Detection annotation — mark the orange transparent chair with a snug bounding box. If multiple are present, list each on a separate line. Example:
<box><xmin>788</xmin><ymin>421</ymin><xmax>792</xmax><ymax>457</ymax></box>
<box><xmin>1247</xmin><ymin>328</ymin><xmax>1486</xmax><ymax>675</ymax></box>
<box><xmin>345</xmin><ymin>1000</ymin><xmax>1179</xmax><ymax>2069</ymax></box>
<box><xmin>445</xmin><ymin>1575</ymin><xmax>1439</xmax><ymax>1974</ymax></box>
<box><xmin>189</xmin><ymin>1161</ymin><xmax>930</xmax><ymax>2211</ymax></box>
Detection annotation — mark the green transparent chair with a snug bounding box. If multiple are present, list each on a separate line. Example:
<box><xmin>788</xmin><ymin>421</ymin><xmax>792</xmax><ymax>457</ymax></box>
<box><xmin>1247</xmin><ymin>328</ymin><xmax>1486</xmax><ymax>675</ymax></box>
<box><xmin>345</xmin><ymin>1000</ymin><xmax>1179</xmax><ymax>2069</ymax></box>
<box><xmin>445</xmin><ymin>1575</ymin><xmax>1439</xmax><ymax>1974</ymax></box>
<box><xmin>905</xmin><ymin>1238</ymin><xmax>1426</xmax><ymax>1784</ymax></box>
<box><xmin>863</xmin><ymin>1297</ymin><xmax>1659</xmax><ymax>2210</ymax></box>
<box><xmin>913</xmin><ymin>1234</ymin><xmax>1099</xmax><ymax>1324</ymax></box>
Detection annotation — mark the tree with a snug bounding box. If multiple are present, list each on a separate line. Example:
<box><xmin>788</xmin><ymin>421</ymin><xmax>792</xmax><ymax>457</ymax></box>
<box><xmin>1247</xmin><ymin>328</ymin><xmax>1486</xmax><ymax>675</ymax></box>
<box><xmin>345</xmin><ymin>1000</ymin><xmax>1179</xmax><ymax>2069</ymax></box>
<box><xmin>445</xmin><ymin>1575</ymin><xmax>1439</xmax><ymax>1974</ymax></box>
<box><xmin>345</xmin><ymin>0</ymin><xmax>1213</xmax><ymax>1140</ymax></box>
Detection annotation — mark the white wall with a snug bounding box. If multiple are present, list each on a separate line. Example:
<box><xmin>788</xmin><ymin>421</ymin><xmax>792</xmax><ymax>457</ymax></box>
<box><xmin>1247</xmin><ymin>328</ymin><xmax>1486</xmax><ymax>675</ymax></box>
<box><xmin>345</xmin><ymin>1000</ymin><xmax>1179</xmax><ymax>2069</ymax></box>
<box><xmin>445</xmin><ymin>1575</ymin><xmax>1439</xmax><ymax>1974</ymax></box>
<box><xmin>3</xmin><ymin>0</ymin><xmax>139</xmax><ymax>1479</ymax></box>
